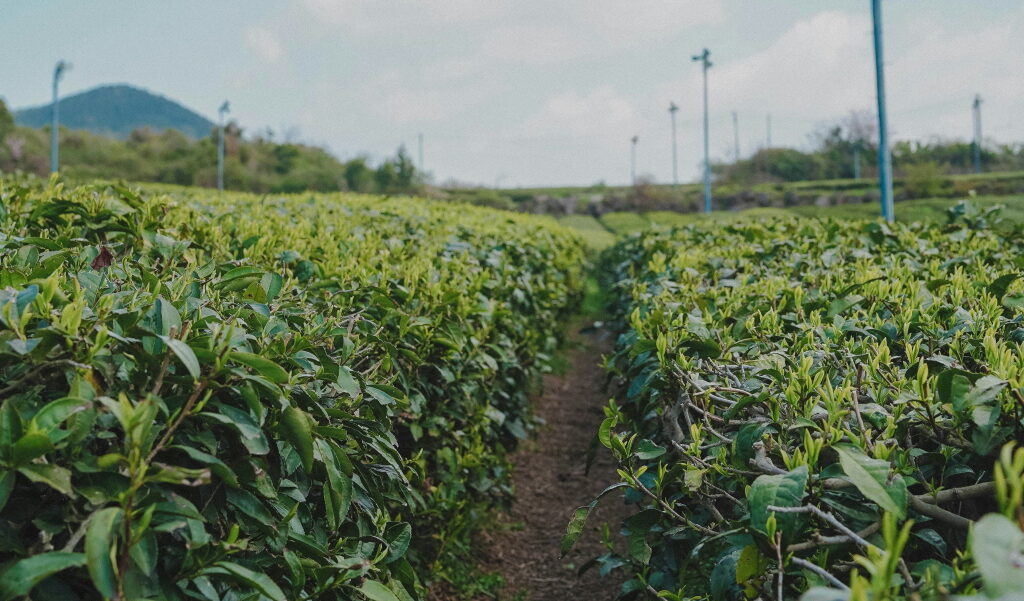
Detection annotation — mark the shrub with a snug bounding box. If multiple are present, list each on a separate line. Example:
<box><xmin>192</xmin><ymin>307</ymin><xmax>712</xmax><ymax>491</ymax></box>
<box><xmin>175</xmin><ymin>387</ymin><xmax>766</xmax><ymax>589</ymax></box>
<box><xmin>570</xmin><ymin>215</ymin><xmax>1024</xmax><ymax>598</ymax></box>
<box><xmin>0</xmin><ymin>177</ymin><xmax>583</xmax><ymax>600</ymax></box>
<box><xmin>901</xmin><ymin>161</ymin><xmax>947</xmax><ymax>199</ymax></box>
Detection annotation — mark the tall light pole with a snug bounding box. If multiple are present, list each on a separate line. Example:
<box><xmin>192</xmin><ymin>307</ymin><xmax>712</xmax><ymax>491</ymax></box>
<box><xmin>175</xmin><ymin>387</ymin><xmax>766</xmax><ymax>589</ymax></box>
<box><xmin>630</xmin><ymin>135</ymin><xmax>639</xmax><ymax>186</ymax></box>
<box><xmin>50</xmin><ymin>60</ymin><xmax>70</xmax><ymax>174</ymax></box>
<box><xmin>871</xmin><ymin>0</ymin><xmax>894</xmax><ymax>222</ymax></box>
<box><xmin>669</xmin><ymin>102</ymin><xmax>679</xmax><ymax>185</ymax></box>
<box><xmin>853</xmin><ymin>142</ymin><xmax>862</xmax><ymax>179</ymax></box>
<box><xmin>692</xmin><ymin>48</ymin><xmax>712</xmax><ymax>212</ymax></box>
<box><xmin>732</xmin><ymin>111</ymin><xmax>740</xmax><ymax>161</ymax></box>
<box><xmin>972</xmin><ymin>95</ymin><xmax>983</xmax><ymax>174</ymax></box>
<box><xmin>217</xmin><ymin>101</ymin><xmax>230</xmax><ymax>192</ymax></box>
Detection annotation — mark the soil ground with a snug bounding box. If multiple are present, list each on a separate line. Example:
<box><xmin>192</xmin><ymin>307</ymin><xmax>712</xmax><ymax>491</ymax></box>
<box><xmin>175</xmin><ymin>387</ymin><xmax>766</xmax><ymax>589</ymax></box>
<box><xmin>474</xmin><ymin>324</ymin><xmax>630</xmax><ymax>601</ymax></box>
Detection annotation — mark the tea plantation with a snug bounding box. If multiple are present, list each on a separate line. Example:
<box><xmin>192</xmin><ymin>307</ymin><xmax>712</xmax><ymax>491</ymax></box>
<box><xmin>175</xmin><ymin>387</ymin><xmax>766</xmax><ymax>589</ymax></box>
<box><xmin>570</xmin><ymin>212</ymin><xmax>1024</xmax><ymax>599</ymax></box>
<box><xmin>0</xmin><ymin>176</ymin><xmax>583</xmax><ymax>600</ymax></box>
<box><xmin>3</xmin><ymin>176</ymin><xmax>1024</xmax><ymax>601</ymax></box>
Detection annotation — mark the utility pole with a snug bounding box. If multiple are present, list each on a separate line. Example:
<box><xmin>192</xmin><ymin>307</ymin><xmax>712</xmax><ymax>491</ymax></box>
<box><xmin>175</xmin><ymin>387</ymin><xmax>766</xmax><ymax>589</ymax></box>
<box><xmin>692</xmin><ymin>48</ymin><xmax>712</xmax><ymax>212</ymax></box>
<box><xmin>50</xmin><ymin>60</ymin><xmax>70</xmax><ymax>174</ymax></box>
<box><xmin>630</xmin><ymin>135</ymin><xmax>639</xmax><ymax>186</ymax></box>
<box><xmin>418</xmin><ymin>133</ymin><xmax>424</xmax><ymax>172</ymax></box>
<box><xmin>217</xmin><ymin>101</ymin><xmax>230</xmax><ymax>192</ymax></box>
<box><xmin>669</xmin><ymin>102</ymin><xmax>679</xmax><ymax>185</ymax></box>
<box><xmin>853</xmin><ymin>142</ymin><xmax>862</xmax><ymax>179</ymax></box>
<box><xmin>972</xmin><ymin>95</ymin><xmax>983</xmax><ymax>173</ymax></box>
<box><xmin>871</xmin><ymin>0</ymin><xmax>894</xmax><ymax>222</ymax></box>
<box><xmin>732</xmin><ymin>111</ymin><xmax>740</xmax><ymax>161</ymax></box>
<box><xmin>766</xmin><ymin>113</ymin><xmax>772</xmax><ymax>148</ymax></box>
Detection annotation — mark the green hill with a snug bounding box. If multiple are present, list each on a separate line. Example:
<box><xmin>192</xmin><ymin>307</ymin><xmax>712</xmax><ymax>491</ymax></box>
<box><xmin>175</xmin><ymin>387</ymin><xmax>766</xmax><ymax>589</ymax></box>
<box><xmin>14</xmin><ymin>84</ymin><xmax>214</xmax><ymax>139</ymax></box>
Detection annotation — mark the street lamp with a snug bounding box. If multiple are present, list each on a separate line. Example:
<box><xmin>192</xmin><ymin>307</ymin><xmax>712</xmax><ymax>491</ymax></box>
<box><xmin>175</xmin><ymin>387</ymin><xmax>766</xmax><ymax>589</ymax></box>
<box><xmin>692</xmin><ymin>48</ymin><xmax>712</xmax><ymax>212</ymax></box>
<box><xmin>50</xmin><ymin>60</ymin><xmax>70</xmax><ymax>174</ymax></box>
<box><xmin>217</xmin><ymin>101</ymin><xmax>230</xmax><ymax>192</ymax></box>
<box><xmin>669</xmin><ymin>102</ymin><xmax>679</xmax><ymax>186</ymax></box>
<box><xmin>630</xmin><ymin>135</ymin><xmax>639</xmax><ymax>186</ymax></box>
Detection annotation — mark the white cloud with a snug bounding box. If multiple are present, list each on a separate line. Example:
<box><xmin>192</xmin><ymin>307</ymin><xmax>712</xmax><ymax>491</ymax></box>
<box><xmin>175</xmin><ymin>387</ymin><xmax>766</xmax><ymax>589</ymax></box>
<box><xmin>245</xmin><ymin>26</ymin><xmax>284</xmax><ymax>63</ymax></box>
<box><xmin>521</xmin><ymin>87</ymin><xmax>636</xmax><ymax>138</ymax></box>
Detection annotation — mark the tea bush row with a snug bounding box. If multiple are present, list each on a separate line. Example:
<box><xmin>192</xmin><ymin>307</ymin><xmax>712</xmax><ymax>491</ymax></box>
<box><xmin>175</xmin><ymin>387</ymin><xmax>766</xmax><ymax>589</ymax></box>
<box><xmin>570</xmin><ymin>208</ymin><xmax>1024</xmax><ymax>599</ymax></box>
<box><xmin>0</xmin><ymin>177</ymin><xmax>583</xmax><ymax>600</ymax></box>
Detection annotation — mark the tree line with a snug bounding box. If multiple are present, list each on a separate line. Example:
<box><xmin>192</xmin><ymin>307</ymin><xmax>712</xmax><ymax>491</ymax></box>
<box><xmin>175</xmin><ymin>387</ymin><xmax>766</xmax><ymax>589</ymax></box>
<box><xmin>0</xmin><ymin>99</ymin><xmax>423</xmax><ymax>195</ymax></box>
<box><xmin>713</xmin><ymin>110</ymin><xmax>1024</xmax><ymax>185</ymax></box>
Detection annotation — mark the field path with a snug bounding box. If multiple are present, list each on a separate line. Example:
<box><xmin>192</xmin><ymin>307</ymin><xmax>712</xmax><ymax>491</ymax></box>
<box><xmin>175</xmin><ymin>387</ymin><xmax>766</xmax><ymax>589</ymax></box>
<box><xmin>475</xmin><ymin>324</ymin><xmax>629</xmax><ymax>601</ymax></box>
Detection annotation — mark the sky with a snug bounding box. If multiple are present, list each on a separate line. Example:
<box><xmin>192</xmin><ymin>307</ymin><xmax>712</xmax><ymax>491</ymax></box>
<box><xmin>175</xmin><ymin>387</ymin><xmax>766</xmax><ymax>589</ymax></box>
<box><xmin>2</xmin><ymin>1</ymin><xmax>1022</xmax><ymax>188</ymax></box>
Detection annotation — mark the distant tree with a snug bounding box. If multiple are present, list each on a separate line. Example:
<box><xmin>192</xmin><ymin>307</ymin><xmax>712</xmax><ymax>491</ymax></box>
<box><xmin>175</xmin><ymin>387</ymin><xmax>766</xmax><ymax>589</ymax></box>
<box><xmin>344</xmin><ymin>157</ymin><xmax>374</xmax><ymax>192</ymax></box>
<box><xmin>0</xmin><ymin>99</ymin><xmax>14</xmax><ymax>142</ymax></box>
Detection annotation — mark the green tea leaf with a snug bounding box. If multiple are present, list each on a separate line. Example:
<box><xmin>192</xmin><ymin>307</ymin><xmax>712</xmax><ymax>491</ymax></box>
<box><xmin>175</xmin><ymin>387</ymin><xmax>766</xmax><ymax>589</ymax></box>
<box><xmin>0</xmin><ymin>552</ymin><xmax>86</xmax><ymax>601</ymax></box>
<box><xmin>85</xmin><ymin>507</ymin><xmax>122</xmax><ymax>600</ymax></box>
<box><xmin>834</xmin><ymin>445</ymin><xmax>906</xmax><ymax>519</ymax></box>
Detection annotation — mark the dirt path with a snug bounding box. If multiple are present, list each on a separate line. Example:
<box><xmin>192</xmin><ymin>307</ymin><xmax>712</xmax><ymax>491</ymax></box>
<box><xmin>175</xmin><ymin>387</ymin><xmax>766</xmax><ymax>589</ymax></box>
<box><xmin>474</xmin><ymin>324</ymin><xmax>629</xmax><ymax>601</ymax></box>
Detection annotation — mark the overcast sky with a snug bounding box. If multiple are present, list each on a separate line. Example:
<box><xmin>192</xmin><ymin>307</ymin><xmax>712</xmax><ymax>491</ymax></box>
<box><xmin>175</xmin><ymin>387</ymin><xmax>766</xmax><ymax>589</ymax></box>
<box><xmin>3</xmin><ymin>1</ymin><xmax>1022</xmax><ymax>187</ymax></box>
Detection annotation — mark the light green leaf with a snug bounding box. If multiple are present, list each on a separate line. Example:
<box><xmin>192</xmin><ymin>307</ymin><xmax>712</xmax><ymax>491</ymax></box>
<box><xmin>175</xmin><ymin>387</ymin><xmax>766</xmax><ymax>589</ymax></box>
<box><xmin>635</xmin><ymin>439</ymin><xmax>666</xmax><ymax>460</ymax></box>
<box><xmin>202</xmin><ymin>561</ymin><xmax>287</xmax><ymax>601</ymax></box>
<box><xmin>835</xmin><ymin>445</ymin><xmax>906</xmax><ymax>519</ymax></box>
<box><xmin>560</xmin><ymin>482</ymin><xmax>626</xmax><ymax>557</ymax></box>
<box><xmin>359</xmin><ymin>580</ymin><xmax>401</xmax><ymax>601</ymax></box>
<box><xmin>161</xmin><ymin>337</ymin><xmax>201</xmax><ymax>379</ymax></box>
<box><xmin>336</xmin><ymin>366</ymin><xmax>360</xmax><ymax>397</ymax></box>
<box><xmin>973</xmin><ymin>514</ymin><xmax>1024</xmax><ymax>597</ymax></box>
<box><xmin>230</xmin><ymin>351</ymin><xmax>289</xmax><ymax>384</ymax></box>
<box><xmin>85</xmin><ymin>507</ymin><xmax>122</xmax><ymax>600</ymax></box>
<box><xmin>280</xmin><ymin>406</ymin><xmax>314</xmax><ymax>473</ymax></box>
<box><xmin>11</xmin><ymin>432</ymin><xmax>53</xmax><ymax>465</ymax></box>
<box><xmin>747</xmin><ymin>465</ymin><xmax>808</xmax><ymax>542</ymax></box>
<box><xmin>0</xmin><ymin>552</ymin><xmax>86</xmax><ymax>601</ymax></box>
<box><xmin>18</xmin><ymin>463</ymin><xmax>73</xmax><ymax>496</ymax></box>
<box><xmin>31</xmin><ymin>397</ymin><xmax>90</xmax><ymax>432</ymax></box>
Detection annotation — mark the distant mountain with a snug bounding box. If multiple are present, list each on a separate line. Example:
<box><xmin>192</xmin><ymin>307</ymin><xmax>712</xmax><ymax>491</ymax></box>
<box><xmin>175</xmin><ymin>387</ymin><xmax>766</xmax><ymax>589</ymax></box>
<box><xmin>14</xmin><ymin>84</ymin><xmax>215</xmax><ymax>140</ymax></box>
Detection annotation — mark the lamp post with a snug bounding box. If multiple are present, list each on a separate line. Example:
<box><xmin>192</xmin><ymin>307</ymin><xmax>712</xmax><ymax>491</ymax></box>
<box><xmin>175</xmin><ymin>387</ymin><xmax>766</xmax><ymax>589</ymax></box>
<box><xmin>217</xmin><ymin>101</ymin><xmax>230</xmax><ymax>192</ymax></box>
<box><xmin>50</xmin><ymin>60</ymin><xmax>70</xmax><ymax>174</ymax></box>
<box><xmin>692</xmin><ymin>48</ymin><xmax>712</xmax><ymax>212</ymax></box>
<box><xmin>871</xmin><ymin>0</ymin><xmax>894</xmax><ymax>221</ymax></box>
<box><xmin>630</xmin><ymin>135</ymin><xmax>639</xmax><ymax>186</ymax></box>
<box><xmin>669</xmin><ymin>102</ymin><xmax>679</xmax><ymax>186</ymax></box>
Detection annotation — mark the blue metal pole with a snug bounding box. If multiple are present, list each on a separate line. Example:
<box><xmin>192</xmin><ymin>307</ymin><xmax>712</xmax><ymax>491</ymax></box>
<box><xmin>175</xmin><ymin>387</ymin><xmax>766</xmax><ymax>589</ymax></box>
<box><xmin>871</xmin><ymin>0</ymin><xmax>894</xmax><ymax>222</ymax></box>
<box><xmin>50</xmin><ymin>61</ymin><xmax>68</xmax><ymax>174</ymax></box>
<box><xmin>693</xmin><ymin>48</ymin><xmax>712</xmax><ymax>213</ymax></box>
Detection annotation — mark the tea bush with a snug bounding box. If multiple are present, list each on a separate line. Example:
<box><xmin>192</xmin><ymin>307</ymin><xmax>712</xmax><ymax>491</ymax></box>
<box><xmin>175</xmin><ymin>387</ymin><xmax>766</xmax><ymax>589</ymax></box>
<box><xmin>0</xmin><ymin>176</ymin><xmax>583</xmax><ymax>600</ymax></box>
<box><xmin>570</xmin><ymin>208</ymin><xmax>1024</xmax><ymax>599</ymax></box>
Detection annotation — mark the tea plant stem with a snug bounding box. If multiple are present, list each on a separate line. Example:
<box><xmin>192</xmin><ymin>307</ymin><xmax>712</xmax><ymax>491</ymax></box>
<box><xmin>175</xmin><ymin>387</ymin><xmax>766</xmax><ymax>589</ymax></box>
<box><xmin>775</xmin><ymin>531</ymin><xmax>784</xmax><ymax>600</ymax></box>
<box><xmin>916</xmin><ymin>481</ymin><xmax>995</xmax><ymax>504</ymax></box>
<box><xmin>768</xmin><ymin>504</ymin><xmax>874</xmax><ymax>549</ymax></box>
<box><xmin>0</xmin><ymin>359</ymin><xmax>83</xmax><ymax>397</ymax></box>
<box><xmin>146</xmin><ymin>381</ymin><xmax>209</xmax><ymax>462</ymax></box>
<box><xmin>790</xmin><ymin>556</ymin><xmax>849</xmax><ymax>590</ymax></box>
<box><xmin>908</xmin><ymin>495</ymin><xmax>971</xmax><ymax>529</ymax></box>
<box><xmin>786</xmin><ymin>521</ymin><xmax>881</xmax><ymax>552</ymax></box>
<box><xmin>632</xmin><ymin>478</ymin><xmax>718</xmax><ymax>536</ymax></box>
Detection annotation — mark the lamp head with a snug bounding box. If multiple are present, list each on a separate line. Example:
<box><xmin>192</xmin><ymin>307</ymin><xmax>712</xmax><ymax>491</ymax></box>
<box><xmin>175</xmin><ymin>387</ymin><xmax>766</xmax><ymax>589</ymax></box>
<box><xmin>54</xmin><ymin>60</ymin><xmax>70</xmax><ymax>81</ymax></box>
<box><xmin>219</xmin><ymin>101</ymin><xmax>231</xmax><ymax>116</ymax></box>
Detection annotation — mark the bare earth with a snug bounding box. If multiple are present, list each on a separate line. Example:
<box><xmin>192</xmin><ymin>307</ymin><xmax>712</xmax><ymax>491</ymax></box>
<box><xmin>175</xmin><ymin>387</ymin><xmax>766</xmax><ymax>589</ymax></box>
<box><xmin>476</xmin><ymin>325</ymin><xmax>630</xmax><ymax>601</ymax></box>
